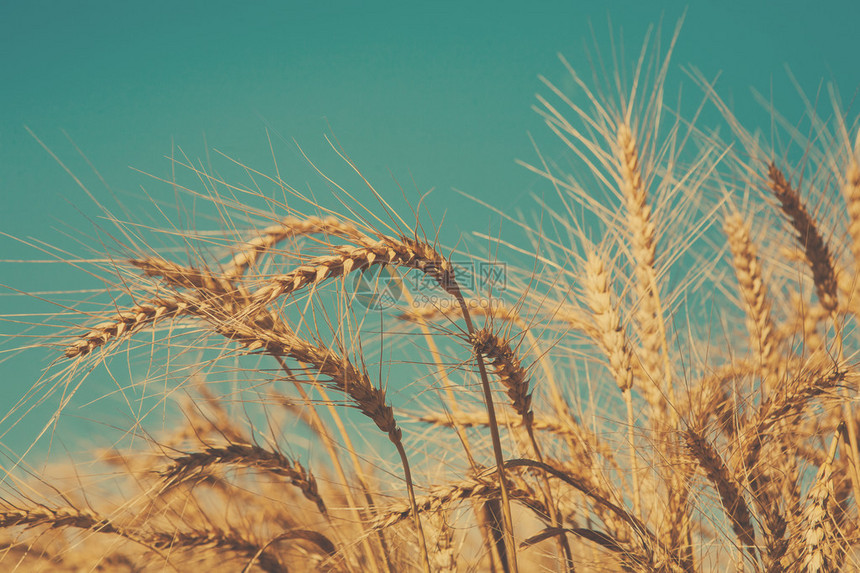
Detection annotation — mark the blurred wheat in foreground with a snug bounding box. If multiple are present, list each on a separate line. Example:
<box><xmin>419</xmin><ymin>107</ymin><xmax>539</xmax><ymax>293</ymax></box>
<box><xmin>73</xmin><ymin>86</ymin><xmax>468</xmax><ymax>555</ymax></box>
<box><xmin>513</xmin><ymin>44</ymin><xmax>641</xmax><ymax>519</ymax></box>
<box><xmin>3</xmin><ymin>27</ymin><xmax>860</xmax><ymax>573</ymax></box>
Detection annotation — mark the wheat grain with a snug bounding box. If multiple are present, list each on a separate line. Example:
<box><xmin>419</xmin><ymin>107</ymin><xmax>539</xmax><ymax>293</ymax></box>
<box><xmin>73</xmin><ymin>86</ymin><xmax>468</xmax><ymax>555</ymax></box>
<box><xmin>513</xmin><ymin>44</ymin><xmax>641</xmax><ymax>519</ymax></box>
<box><xmin>0</xmin><ymin>506</ymin><xmax>120</xmax><ymax>534</ymax></box>
<box><xmin>63</xmin><ymin>298</ymin><xmax>186</xmax><ymax>358</ymax></box>
<box><xmin>583</xmin><ymin>251</ymin><xmax>634</xmax><ymax>393</ymax></box>
<box><xmin>252</xmin><ymin>237</ymin><xmax>462</xmax><ymax>307</ymax></box>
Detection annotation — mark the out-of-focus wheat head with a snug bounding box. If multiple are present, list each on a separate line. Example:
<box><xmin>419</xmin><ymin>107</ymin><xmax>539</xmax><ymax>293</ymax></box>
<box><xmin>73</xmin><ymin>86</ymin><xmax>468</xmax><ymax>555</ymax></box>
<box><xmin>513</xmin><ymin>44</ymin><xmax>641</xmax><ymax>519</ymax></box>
<box><xmin>2</xmin><ymin>23</ymin><xmax>860</xmax><ymax>573</ymax></box>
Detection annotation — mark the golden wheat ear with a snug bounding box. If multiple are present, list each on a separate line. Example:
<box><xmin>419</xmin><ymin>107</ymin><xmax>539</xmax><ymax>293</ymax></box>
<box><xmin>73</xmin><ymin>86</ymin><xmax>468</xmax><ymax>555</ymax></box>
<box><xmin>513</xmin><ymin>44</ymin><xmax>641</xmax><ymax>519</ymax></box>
<box><xmin>724</xmin><ymin>213</ymin><xmax>779</xmax><ymax>395</ymax></box>
<box><xmin>767</xmin><ymin>163</ymin><xmax>839</xmax><ymax>315</ymax></box>
<box><xmin>842</xmin><ymin>156</ymin><xmax>860</xmax><ymax>269</ymax></box>
<box><xmin>159</xmin><ymin>443</ymin><xmax>328</xmax><ymax>515</ymax></box>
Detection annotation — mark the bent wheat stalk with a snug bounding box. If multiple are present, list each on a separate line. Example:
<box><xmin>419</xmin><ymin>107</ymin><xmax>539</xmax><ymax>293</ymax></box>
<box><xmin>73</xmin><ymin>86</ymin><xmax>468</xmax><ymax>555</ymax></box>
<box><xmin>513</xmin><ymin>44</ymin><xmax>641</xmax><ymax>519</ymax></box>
<box><xmin>471</xmin><ymin>325</ymin><xmax>574</xmax><ymax>570</ymax></box>
<box><xmin>249</xmin><ymin>233</ymin><xmax>520</xmax><ymax>572</ymax></box>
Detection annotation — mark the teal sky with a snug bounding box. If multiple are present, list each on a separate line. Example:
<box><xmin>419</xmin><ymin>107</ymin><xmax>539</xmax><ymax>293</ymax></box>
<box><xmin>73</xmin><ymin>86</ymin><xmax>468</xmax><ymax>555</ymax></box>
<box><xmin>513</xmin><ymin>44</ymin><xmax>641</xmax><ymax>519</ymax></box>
<box><xmin>1</xmin><ymin>1</ymin><xmax>859</xmax><ymax>456</ymax></box>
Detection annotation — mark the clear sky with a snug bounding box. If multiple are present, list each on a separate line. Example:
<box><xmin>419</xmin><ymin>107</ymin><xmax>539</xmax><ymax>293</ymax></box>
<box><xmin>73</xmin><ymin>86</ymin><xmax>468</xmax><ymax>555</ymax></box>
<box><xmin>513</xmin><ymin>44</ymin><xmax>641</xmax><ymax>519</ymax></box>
<box><xmin>1</xmin><ymin>0</ymin><xmax>859</xmax><ymax>455</ymax></box>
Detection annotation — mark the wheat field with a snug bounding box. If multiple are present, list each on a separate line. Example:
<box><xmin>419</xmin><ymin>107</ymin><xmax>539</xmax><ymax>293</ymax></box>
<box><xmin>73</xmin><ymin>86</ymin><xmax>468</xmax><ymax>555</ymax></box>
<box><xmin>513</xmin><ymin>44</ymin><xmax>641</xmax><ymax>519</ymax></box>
<box><xmin>2</xmin><ymin>26</ymin><xmax>860</xmax><ymax>572</ymax></box>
